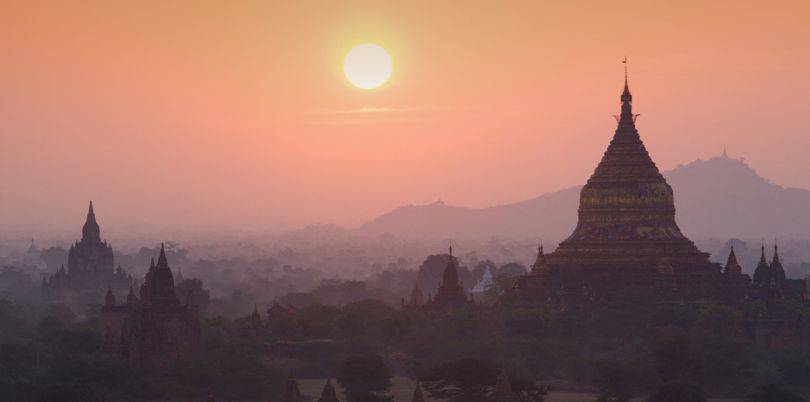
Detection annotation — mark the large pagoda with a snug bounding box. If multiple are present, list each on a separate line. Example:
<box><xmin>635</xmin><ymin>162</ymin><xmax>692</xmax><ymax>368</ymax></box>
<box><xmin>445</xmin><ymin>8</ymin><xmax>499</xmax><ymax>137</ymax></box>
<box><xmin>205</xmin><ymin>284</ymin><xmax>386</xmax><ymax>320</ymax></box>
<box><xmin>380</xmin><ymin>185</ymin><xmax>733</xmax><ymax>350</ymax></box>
<box><xmin>513</xmin><ymin>74</ymin><xmax>728</xmax><ymax>303</ymax></box>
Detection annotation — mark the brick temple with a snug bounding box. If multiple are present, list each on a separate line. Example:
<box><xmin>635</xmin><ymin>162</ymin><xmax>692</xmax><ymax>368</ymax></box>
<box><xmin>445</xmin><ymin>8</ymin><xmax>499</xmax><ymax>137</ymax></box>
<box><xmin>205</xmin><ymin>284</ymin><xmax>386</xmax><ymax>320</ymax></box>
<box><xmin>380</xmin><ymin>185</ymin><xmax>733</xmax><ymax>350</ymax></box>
<box><xmin>511</xmin><ymin>76</ymin><xmax>744</xmax><ymax>304</ymax></box>
<box><xmin>42</xmin><ymin>202</ymin><xmax>132</xmax><ymax>295</ymax></box>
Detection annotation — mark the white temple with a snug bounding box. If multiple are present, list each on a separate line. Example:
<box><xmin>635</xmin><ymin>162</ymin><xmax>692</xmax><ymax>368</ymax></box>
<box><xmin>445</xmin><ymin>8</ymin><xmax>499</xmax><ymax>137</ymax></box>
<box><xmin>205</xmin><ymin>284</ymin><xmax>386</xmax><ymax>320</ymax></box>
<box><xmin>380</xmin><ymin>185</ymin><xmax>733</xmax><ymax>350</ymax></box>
<box><xmin>471</xmin><ymin>266</ymin><xmax>495</xmax><ymax>294</ymax></box>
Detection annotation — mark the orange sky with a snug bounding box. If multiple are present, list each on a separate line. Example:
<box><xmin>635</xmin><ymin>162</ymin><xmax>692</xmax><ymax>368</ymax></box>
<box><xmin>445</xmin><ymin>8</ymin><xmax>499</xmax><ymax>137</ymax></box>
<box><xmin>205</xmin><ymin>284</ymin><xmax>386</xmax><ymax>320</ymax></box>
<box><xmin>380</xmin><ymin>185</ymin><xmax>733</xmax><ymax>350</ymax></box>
<box><xmin>1</xmin><ymin>0</ymin><xmax>809</xmax><ymax>235</ymax></box>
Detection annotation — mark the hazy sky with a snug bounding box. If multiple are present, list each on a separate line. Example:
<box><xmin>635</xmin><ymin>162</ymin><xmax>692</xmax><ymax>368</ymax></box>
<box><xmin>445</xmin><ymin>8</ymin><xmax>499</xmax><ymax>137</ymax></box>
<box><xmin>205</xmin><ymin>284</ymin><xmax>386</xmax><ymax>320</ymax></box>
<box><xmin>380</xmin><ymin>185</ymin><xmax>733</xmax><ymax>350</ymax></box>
<box><xmin>1</xmin><ymin>1</ymin><xmax>809</xmax><ymax>235</ymax></box>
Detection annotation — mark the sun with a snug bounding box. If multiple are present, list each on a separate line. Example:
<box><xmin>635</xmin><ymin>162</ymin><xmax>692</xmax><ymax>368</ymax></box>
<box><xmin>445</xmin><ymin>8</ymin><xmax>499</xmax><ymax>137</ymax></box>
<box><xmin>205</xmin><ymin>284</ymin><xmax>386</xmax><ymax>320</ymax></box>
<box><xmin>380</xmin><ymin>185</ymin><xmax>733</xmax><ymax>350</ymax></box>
<box><xmin>343</xmin><ymin>44</ymin><xmax>392</xmax><ymax>90</ymax></box>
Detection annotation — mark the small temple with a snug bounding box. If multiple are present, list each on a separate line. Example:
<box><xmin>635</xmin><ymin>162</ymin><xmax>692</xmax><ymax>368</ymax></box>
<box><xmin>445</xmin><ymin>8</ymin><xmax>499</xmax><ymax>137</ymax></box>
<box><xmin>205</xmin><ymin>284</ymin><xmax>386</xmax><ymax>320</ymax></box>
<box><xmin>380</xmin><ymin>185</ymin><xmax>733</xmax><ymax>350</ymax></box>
<box><xmin>425</xmin><ymin>247</ymin><xmax>476</xmax><ymax>310</ymax></box>
<box><xmin>21</xmin><ymin>238</ymin><xmax>47</xmax><ymax>273</ymax></box>
<box><xmin>317</xmin><ymin>379</ymin><xmax>340</xmax><ymax>402</ymax></box>
<box><xmin>471</xmin><ymin>264</ymin><xmax>495</xmax><ymax>294</ymax></box>
<box><xmin>99</xmin><ymin>243</ymin><xmax>200</xmax><ymax>361</ymax></box>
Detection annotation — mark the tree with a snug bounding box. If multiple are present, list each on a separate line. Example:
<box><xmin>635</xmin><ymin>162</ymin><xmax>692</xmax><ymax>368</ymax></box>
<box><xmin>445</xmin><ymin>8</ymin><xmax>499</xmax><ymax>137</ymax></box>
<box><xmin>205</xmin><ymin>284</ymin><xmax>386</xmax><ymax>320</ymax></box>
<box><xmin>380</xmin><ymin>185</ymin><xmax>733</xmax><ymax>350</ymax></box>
<box><xmin>337</xmin><ymin>355</ymin><xmax>393</xmax><ymax>402</ymax></box>
<box><xmin>592</xmin><ymin>360</ymin><xmax>635</xmax><ymax>402</ymax></box>
<box><xmin>422</xmin><ymin>359</ymin><xmax>547</xmax><ymax>402</ymax></box>
<box><xmin>39</xmin><ymin>246</ymin><xmax>68</xmax><ymax>271</ymax></box>
<box><xmin>744</xmin><ymin>384</ymin><xmax>806</xmax><ymax>402</ymax></box>
<box><xmin>422</xmin><ymin>358</ymin><xmax>496</xmax><ymax>402</ymax></box>
<box><xmin>650</xmin><ymin>329</ymin><xmax>693</xmax><ymax>381</ymax></box>
<box><xmin>647</xmin><ymin>382</ymin><xmax>706</xmax><ymax>402</ymax></box>
<box><xmin>175</xmin><ymin>278</ymin><xmax>211</xmax><ymax>312</ymax></box>
<box><xmin>496</xmin><ymin>262</ymin><xmax>527</xmax><ymax>278</ymax></box>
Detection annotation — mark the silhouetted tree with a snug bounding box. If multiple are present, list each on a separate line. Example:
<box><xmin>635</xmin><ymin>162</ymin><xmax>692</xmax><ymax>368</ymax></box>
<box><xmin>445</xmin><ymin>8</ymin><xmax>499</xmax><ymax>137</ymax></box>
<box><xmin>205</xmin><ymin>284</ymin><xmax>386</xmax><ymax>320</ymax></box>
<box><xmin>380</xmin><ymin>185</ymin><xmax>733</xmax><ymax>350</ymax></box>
<box><xmin>39</xmin><ymin>246</ymin><xmax>68</xmax><ymax>271</ymax></box>
<box><xmin>422</xmin><ymin>358</ymin><xmax>547</xmax><ymax>402</ymax></box>
<box><xmin>337</xmin><ymin>355</ymin><xmax>393</xmax><ymax>402</ymax></box>
<box><xmin>651</xmin><ymin>329</ymin><xmax>693</xmax><ymax>381</ymax></box>
<box><xmin>647</xmin><ymin>382</ymin><xmax>706</xmax><ymax>402</ymax></box>
<box><xmin>592</xmin><ymin>360</ymin><xmax>635</xmax><ymax>402</ymax></box>
<box><xmin>176</xmin><ymin>278</ymin><xmax>211</xmax><ymax>312</ymax></box>
<box><xmin>496</xmin><ymin>262</ymin><xmax>527</xmax><ymax>278</ymax></box>
<box><xmin>744</xmin><ymin>384</ymin><xmax>806</xmax><ymax>402</ymax></box>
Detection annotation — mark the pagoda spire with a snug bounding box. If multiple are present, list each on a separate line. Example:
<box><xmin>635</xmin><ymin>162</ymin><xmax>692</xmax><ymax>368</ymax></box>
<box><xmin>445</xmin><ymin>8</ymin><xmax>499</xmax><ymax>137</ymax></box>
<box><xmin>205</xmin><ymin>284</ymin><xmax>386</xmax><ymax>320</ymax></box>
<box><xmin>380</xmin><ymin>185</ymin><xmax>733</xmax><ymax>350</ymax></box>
<box><xmin>723</xmin><ymin>245</ymin><xmax>742</xmax><ymax>275</ymax></box>
<box><xmin>157</xmin><ymin>243</ymin><xmax>168</xmax><ymax>267</ymax></box>
<box><xmin>753</xmin><ymin>244</ymin><xmax>772</xmax><ymax>286</ymax></box>
<box><xmin>771</xmin><ymin>243</ymin><xmax>786</xmax><ymax>282</ymax></box>
<box><xmin>82</xmin><ymin>201</ymin><xmax>101</xmax><ymax>242</ymax></box>
<box><xmin>618</xmin><ymin>58</ymin><xmax>636</xmax><ymax>131</ymax></box>
<box><xmin>531</xmin><ymin>244</ymin><xmax>550</xmax><ymax>276</ymax></box>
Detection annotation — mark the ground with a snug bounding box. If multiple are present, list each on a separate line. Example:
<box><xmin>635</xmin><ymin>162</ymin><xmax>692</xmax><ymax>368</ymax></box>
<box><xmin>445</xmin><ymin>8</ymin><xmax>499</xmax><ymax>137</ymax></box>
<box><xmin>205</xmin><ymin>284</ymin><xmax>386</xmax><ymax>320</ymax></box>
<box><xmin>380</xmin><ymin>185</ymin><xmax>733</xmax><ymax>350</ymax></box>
<box><xmin>297</xmin><ymin>377</ymin><xmax>737</xmax><ymax>402</ymax></box>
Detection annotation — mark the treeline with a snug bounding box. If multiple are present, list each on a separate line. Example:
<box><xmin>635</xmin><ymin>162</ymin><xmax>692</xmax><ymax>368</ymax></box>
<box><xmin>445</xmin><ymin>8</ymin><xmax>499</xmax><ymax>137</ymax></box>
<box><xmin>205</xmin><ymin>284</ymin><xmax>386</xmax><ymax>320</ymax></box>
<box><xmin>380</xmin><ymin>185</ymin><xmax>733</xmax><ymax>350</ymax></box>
<box><xmin>1</xmin><ymin>295</ymin><xmax>809</xmax><ymax>401</ymax></box>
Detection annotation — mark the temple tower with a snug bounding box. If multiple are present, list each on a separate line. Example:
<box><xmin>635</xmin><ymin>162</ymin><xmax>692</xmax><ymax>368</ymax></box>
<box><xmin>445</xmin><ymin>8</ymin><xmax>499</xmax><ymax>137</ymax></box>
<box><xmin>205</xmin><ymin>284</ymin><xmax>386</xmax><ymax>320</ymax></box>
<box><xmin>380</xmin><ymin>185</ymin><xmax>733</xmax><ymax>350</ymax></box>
<box><xmin>140</xmin><ymin>243</ymin><xmax>179</xmax><ymax>306</ymax></box>
<box><xmin>512</xmin><ymin>73</ymin><xmax>724</xmax><ymax>303</ymax></box>
<box><xmin>430</xmin><ymin>246</ymin><xmax>473</xmax><ymax>309</ymax></box>
<box><xmin>68</xmin><ymin>201</ymin><xmax>115</xmax><ymax>276</ymax></box>
<box><xmin>551</xmin><ymin>76</ymin><xmax>712</xmax><ymax>267</ymax></box>
<box><xmin>753</xmin><ymin>245</ymin><xmax>772</xmax><ymax>287</ymax></box>
<box><xmin>723</xmin><ymin>246</ymin><xmax>743</xmax><ymax>275</ymax></box>
<box><xmin>44</xmin><ymin>202</ymin><xmax>132</xmax><ymax>294</ymax></box>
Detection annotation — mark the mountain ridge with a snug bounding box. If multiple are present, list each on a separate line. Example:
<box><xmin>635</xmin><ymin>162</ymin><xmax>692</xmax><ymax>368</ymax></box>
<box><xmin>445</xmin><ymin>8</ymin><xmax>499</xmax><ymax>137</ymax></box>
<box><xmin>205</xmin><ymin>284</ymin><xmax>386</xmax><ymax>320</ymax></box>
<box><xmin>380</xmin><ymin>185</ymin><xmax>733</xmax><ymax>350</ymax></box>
<box><xmin>360</xmin><ymin>154</ymin><xmax>810</xmax><ymax>240</ymax></box>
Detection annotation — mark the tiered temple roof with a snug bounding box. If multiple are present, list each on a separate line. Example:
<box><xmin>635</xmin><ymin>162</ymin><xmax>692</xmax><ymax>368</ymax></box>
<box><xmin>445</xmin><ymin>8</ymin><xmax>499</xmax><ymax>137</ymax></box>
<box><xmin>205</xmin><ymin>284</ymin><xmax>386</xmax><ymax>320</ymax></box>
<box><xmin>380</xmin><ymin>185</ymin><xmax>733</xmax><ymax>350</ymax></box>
<box><xmin>512</xmin><ymin>74</ymin><xmax>726</xmax><ymax>303</ymax></box>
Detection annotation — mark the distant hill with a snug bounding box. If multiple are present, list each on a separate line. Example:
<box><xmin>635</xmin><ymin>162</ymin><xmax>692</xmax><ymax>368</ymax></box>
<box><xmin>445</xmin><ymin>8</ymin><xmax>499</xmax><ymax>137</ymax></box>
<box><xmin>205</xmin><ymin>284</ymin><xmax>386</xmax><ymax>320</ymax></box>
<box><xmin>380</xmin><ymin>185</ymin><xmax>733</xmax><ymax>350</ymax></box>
<box><xmin>360</xmin><ymin>154</ymin><xmax>810</xmax><ymax>240</ymax></box>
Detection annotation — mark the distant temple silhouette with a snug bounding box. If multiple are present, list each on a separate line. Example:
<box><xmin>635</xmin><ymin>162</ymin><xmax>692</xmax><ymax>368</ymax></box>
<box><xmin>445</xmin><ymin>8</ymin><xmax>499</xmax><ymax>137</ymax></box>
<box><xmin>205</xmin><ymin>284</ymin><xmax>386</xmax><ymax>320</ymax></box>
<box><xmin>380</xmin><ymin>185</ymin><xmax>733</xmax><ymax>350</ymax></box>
<box><xmin>100</xmin><ymin>243</ymin><xmax>200</xmax><ymax>360</ymax></box>
<box><xmin>509</xmin><ymin>75</ymin><xmax>746</xmax><ymax>304</ymax></box>
<box><xmin>42</xmin><ymin>202</ymin><xmax>131</xmax><ymax>294</ymax></box>
<box><xmin>404</xmin><ymin>246</ymin><xmax>477</xmax><ymax>311</ymax></box>
<box><xmin>20</xmin><ymin>238</ymin><xmax>47</xmax><ymax>273</ymax></box>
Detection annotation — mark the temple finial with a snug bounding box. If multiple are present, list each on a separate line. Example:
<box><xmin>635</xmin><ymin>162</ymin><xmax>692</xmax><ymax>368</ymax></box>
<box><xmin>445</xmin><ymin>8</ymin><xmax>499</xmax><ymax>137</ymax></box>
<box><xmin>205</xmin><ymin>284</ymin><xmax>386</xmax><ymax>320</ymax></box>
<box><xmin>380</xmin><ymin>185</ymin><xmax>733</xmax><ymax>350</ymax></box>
<box><xmin>622</xmin><ymin>56</ymin><xmax>628</xmax><ymax>83</ymax></box>
<box><xmin>620</xmin><ymin>57</ymin><xmax>632</xmax><ymax>103</ymax></box>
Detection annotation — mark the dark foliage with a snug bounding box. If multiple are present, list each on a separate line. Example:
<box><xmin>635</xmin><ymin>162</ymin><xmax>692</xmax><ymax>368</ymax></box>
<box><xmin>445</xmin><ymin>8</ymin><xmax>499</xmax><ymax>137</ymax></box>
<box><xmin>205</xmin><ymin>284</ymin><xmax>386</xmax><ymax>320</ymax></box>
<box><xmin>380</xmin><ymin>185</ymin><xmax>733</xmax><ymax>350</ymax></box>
<box><xmin>337</xmin><ymin>355</ymin><xmax>393</xmax><ymax>402</ymax></box>
<box><xmin>745</xmin><ymin>384</ymin><xmax>806</xmax><ymax>402</ymax></box>
<box><xmin>647</xmin><ymin>382</ymin><xmax>707</xmax><ymax>402</ymax></box>
<box><xmin>421</xmin><ymin>358</ymin><xmax>548</xmax><ymax>402</ymax></box>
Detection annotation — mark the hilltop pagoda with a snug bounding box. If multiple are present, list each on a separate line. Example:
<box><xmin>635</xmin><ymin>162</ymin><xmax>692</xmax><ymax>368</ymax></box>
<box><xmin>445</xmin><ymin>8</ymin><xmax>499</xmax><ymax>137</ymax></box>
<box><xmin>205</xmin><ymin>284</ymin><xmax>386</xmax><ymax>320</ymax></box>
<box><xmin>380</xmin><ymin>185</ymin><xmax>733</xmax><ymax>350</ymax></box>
<box><xmin>512</xmin><ymin>74</ymin><xmax>731</xmax><ymax>304</ymax></box>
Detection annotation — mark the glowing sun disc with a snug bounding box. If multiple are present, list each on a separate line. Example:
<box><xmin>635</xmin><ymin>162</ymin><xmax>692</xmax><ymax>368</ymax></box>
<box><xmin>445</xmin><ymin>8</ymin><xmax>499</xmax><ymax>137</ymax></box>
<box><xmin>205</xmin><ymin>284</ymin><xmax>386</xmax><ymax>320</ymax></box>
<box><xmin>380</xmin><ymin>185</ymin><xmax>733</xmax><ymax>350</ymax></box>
<box><xmin>343</xmin><ymin>44</ymin><xmax>392</xmax><ymax>89</ymax></box>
